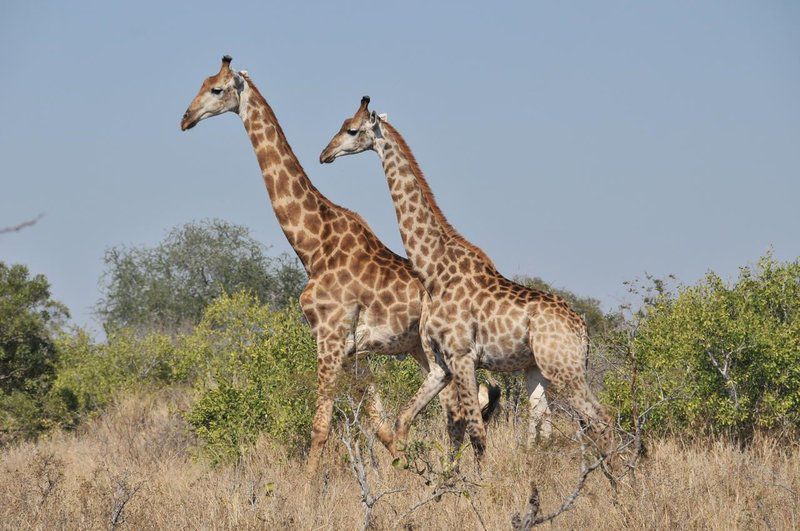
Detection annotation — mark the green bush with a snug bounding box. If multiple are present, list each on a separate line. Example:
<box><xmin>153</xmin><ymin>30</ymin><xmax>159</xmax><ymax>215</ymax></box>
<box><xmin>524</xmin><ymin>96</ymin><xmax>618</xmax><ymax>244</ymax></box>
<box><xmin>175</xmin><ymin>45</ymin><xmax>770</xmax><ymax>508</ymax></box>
<box><xmin>603</xmin><ymin>253</ymin><xmax>800</xmax><ymax>438</ymax></box>
<box><xmin>0</xmin><ymin>262</ymin><xmax>69</xmax><ymax>444</ymax></box>
<box><xmin>47</xmin><ymin>329</ymin><xmax>177</xmax><ymax>428</ymax></box>
<box><xmin>369</xmin><ymin>356</ymin><xmax>425</xmax><ymax>415</ymax></box>
<box><xmin>183</xmin><ymin>293</ymin><xmax>317</xmax><ymax>462</ymax></box>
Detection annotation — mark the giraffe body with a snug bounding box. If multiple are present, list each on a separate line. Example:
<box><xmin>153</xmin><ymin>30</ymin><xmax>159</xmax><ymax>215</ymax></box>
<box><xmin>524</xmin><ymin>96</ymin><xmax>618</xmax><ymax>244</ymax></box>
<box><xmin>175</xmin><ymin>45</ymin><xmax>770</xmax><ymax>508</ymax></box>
<box><xmin>320</xmin><ymin>98</ymin><xmax>612</xmax><ymax>458</ymax></box>
<box><xmin>180</xmin><ymin>58</ymin><xmax>491</xmax><ymax>472</ymax></box>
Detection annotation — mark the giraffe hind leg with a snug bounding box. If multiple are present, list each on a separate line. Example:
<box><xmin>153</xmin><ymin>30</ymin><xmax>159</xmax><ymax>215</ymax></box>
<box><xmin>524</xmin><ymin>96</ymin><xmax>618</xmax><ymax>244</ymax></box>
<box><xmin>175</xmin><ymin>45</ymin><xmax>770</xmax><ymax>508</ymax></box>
<box><xmin>529</xmin><ymin>332</ymin><xmax>613</xmax><ymax>456</ymax></box>
<box><xmin>525</xmin><ymin>367</ymin><xmax>552</xmax><ymax>446</ymax></box>
<box><xmin>450</xmin><ymin>353</ymin><xmax>487</xmax><ymax>461</ymax></box>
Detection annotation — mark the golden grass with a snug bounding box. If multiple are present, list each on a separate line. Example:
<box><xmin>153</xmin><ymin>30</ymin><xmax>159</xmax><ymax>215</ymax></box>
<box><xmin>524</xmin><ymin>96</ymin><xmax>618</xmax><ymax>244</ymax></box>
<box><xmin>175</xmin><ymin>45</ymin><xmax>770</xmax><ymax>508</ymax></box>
<box><xmin>1</xmin><ymin>390</ymin><xmax>797</xmax><ymax>530</ymax></box>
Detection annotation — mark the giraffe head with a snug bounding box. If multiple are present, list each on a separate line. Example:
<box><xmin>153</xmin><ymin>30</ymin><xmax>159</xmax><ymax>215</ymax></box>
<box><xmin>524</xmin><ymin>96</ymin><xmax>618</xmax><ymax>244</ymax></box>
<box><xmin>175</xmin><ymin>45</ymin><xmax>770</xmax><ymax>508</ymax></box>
<box><xmin>319</xmin><ymin>96</ymin><xmax>385</xmax><ymax>163</ymax></box>
<box><xmin>181</xmin><ymin>55</ymin><xmax>246</xmax><ymax>131</ymax></box>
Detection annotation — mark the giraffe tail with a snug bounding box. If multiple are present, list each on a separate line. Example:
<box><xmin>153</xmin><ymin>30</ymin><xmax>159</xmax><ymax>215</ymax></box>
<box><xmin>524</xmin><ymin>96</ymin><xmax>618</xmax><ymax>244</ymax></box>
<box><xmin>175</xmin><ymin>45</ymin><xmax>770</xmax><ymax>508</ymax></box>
<box><xmin>478</xmin><ymin>376</ymin><xmax>502</xmax><ymax>423</ymax></box>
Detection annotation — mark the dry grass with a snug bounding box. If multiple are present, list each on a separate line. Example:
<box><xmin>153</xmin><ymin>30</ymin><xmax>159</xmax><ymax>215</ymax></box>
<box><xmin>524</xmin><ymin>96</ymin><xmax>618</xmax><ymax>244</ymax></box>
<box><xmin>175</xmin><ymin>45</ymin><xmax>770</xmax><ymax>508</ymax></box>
<box><xmin>1</xmin><ymin>390</ymin><xmax>798</xmax><ymax>530</ymax></box>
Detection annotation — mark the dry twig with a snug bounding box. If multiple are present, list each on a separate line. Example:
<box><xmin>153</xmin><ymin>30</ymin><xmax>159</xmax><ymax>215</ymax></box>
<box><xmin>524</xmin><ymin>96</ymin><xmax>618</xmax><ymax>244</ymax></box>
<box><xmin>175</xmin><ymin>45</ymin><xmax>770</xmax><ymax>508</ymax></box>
<box><xmin>0</xmin><ymin>214</ymin><xmax>43</xmax><ymax>234</ymax></box>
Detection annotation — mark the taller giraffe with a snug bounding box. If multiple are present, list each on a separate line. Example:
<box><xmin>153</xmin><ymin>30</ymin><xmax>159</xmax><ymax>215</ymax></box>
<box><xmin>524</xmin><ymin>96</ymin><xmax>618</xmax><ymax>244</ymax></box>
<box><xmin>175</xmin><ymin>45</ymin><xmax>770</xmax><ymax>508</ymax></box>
<box><xmin>180</xmin><ymin>58</ymin><xmax>492</xmax><ymax>471</ymax></box>
<box><xmin>320</xmin><ymin>97</ymin><xmax>613</xmax><ymax>459</ymax></box>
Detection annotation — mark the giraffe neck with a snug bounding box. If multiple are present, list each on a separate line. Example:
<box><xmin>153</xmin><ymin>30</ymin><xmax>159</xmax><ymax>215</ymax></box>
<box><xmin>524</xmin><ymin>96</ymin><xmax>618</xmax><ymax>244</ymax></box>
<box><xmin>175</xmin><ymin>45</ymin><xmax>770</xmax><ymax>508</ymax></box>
<box><xmin>375</xmin><ymin>122</ymin><xmax>495</xmax><ymax>290</ymax></box>
<box><xmin>237</xmin><ymin>78</ymin><xmax>329</xmax><ymax>271</ymax></box>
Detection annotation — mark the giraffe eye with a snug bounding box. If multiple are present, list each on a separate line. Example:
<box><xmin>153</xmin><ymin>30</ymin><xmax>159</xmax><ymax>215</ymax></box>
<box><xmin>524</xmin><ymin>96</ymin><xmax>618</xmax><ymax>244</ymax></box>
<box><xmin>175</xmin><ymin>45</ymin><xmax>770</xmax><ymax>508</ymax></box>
<box><xmin>347</xmin><ymin>129</ymin><xmax>358</xmax><ymax>136</ymax></box>
<box><xmin>210</xmin><ymin>87</ymin><xmax>223</xmax><ymax>95</ymax></box>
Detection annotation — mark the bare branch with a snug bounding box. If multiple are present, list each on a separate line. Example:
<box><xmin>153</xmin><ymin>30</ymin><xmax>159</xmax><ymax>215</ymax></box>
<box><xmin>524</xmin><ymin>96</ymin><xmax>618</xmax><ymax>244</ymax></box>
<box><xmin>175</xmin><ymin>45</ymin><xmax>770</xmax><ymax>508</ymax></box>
<box><xmin>0</xmin><ymin>214</ymin><xmax>43</xmax><ymax>235</ymax></box>
<box><xmin>109</xmin><ymin>471</ymin><xmax>141</xmax><ymax>528</ymax></box>
<box><xmin>511</xmin><ymin>482</ymin><xmax>540</xmax><ymax>531</ymax></box>
<box><xmin>338</xmin><ymin>388</ymin><xmax>409</xmax><ymax>531</ymax></box>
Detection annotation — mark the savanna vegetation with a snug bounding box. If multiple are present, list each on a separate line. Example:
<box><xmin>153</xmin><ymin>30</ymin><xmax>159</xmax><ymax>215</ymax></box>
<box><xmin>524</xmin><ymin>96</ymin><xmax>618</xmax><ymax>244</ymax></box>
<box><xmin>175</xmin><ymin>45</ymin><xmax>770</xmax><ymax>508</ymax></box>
<box><xmin>1</xmin><ymin>219</ymin><xmax>798</xmax><ymax>529</ymax></box>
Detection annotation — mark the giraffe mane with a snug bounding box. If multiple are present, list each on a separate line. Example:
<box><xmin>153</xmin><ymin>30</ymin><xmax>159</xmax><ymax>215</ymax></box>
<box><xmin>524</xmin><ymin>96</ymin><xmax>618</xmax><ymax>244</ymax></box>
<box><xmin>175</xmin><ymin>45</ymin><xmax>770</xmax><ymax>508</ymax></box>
<box><xmin>380</xmin><ymin>120</ymin><xmax>496</xmax><ymax>268</ymax></box>
<box><xmin>238</xmin><ymin>73</ymin><xmax>393</xmax><ymax>253</ymax></box>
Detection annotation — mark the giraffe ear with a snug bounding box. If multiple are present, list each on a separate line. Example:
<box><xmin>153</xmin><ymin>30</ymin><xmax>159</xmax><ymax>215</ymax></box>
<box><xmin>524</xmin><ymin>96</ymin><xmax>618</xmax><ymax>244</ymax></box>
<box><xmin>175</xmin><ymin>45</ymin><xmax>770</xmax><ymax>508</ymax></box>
<box><xmin>232</xmin><ymin>70</ymin><xmax>245</xmax><ymax>91</ymax></box>
<box><xmin>378</xmin><ymin>113</ymin><xmax>388</xmax><ymax>122</ymax></box>
<box><xmin>370</xmin><ymin>111</ymin><xmax>385</xmax><ymax>139</ymax></box>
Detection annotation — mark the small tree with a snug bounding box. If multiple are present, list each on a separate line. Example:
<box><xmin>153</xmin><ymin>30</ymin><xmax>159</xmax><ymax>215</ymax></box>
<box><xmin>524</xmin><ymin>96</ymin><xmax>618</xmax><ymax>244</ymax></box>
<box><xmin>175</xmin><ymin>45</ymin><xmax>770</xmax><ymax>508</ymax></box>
<box><xmin>97</xmin><ymin>219</ymin><xmax>306</xmax><ymax>332</ymax></box>
<box><xmin>182</xmin><ymin>293</ymin><xmax>317</xmax><ymax>462</ymax></box>
<box><xmin>603</xmin><ymin>253</ymin><xmax>800</xmax><ymax>438</ymax></box>
<box><xmin>0</xmin><ymin>262</ymin><xmax>68</xmax><ymax>443</ymax></box>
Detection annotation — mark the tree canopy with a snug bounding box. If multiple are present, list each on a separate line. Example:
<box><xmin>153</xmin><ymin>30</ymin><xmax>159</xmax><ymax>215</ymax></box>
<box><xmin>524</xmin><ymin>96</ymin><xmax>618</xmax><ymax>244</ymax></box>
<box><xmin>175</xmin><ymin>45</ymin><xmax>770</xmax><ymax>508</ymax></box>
<box><xmin>0</xmin><ymin>262</ymin><xmax>68</xmax><ymax>394</ymax></box>
<box><xmin>0</xmin><ymin>262</ymin><xmax>68</xmax><ymax>442</ymax></box>
<box><xmin>97</xmin><ymin>219</ymin><xmax>306</xmax><ymax>332</ymax></box>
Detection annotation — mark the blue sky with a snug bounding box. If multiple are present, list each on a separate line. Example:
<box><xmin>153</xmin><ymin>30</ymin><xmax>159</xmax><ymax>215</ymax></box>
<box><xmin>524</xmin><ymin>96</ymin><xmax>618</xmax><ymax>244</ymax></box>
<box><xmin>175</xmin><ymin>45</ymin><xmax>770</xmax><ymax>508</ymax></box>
<box><xmin>1</xmin><ymin>1</ymin><xmax>798</xmax><ymax>332</ymax></box>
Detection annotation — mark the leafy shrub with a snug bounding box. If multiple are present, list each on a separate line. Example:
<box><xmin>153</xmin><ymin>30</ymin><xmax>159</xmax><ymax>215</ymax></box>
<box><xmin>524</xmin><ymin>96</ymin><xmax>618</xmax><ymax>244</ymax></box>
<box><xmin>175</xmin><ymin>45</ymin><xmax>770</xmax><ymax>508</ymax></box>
<box><xmin>47</xmin><ymin>330</ymin><xmax>177</xmax><ymax>428</ymax></box>
<box><xmin>183</xmin><ymin>293</ymin><xmax>317</xmax><ymax>462</ymax></box>
<box><xmin>0</xmin><ymin>262</ymin><xmax>69</xmax><ymax>444</ymax></box>
<box><xmin>369</xmin><ymin>356</ymin><xmax>425</xmax><ymax>419</ymax></box>
<box><xmin>603</xmin><ymin>253</ymin><xmax>800</xmax><ymax>438</ymax></box>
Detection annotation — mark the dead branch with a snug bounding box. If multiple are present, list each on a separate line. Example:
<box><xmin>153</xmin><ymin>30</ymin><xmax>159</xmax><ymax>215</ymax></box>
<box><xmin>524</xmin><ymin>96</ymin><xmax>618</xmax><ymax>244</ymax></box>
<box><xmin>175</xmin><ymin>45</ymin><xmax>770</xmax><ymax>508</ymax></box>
<box><xmin>0</xmin><ymin>214</ymin><xmax>43</xmax><ymax>235</ymax></box>
<box><xmin>338</xmin><ymin>390</ymin><xmax>406</xmax><ymax>531</ymax></box>
<box><xmin>109</xmin><ymin>472</ymin><xmax>141</xmax><ymax>529</ymax></box>
<box><xmin>511</xmin><ymin>482</ymin><xmax>540</xmax><ymax>531</ymax></box>
<box><xmin>705</xmin><ymin>344</ymin><xmax>746</xmax><ymax>408</ymax></box>
<box><xmin>510</xmin><ymin>379</ymin><xmax>663</xmax><ymax>529</ymax></box>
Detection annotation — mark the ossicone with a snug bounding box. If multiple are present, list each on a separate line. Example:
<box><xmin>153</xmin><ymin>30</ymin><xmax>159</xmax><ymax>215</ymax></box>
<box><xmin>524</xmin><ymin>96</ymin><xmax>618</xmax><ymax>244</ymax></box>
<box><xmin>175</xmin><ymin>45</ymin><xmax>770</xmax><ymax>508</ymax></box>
<box><xmin>220</xmin><ymin>55</ymin><xmax>233</xmax><ymax>73</ymax></box>
<box><xmin>358</xmin><ymin>95</ymin><xmax>371</xmax><ymax>113</ymax></box>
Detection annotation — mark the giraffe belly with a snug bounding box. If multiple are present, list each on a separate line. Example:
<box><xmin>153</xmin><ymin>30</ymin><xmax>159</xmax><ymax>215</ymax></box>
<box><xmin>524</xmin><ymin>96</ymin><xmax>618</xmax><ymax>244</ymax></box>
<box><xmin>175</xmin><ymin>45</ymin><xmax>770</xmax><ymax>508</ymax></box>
<box><xmin>478</xmin><ymin>342</ymin><xmax>532</xmax><ymax>372</ymax></box>
<box><xmin>349</xmin><ymin>324</ymin><xmax>420</xmax><ymax>356</ymax></box>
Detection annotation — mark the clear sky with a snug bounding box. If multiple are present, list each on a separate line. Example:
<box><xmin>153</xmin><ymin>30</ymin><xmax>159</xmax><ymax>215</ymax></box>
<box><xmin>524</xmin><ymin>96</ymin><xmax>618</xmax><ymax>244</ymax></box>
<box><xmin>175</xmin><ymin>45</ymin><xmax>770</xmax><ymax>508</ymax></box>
<box><xmin>1</xmin><ymin>1</ymin><xmax>798</xmax><ymax>333</ymax></box>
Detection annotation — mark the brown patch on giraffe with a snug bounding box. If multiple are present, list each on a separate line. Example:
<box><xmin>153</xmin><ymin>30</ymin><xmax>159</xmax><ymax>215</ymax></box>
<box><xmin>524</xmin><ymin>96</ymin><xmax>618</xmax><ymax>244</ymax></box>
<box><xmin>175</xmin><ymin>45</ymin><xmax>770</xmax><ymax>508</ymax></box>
<box><xmin>304</xmin><ymin>213</ymin><xmax>322</xmax><ymax>233</ymax></box>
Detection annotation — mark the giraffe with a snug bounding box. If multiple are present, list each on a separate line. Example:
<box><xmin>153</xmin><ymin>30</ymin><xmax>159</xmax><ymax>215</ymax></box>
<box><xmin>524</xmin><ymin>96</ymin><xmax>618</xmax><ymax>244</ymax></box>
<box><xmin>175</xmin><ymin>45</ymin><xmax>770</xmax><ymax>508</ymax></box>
<box><xmin>320</xmin><ymin>97</ymin><xmax>613</xmax><ymax>460</ymax></box>
<box><xmin>179</xmin><ymin>58</ymin><xmax>494</xmax><ymax>471</ymax></box>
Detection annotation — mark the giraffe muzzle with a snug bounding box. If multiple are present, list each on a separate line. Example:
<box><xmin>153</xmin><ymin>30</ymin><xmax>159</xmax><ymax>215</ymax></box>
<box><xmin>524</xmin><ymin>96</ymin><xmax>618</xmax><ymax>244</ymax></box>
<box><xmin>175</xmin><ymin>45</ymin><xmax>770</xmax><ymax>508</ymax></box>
<box><xmin>181</xmin><ymin>110</ymin><xmax>198</xmax><ymax>131</ymax></box>
<box><xmin>319</xmin><ymin>148</ymin><xmax>337</xmax><ymax>164</ymax></box>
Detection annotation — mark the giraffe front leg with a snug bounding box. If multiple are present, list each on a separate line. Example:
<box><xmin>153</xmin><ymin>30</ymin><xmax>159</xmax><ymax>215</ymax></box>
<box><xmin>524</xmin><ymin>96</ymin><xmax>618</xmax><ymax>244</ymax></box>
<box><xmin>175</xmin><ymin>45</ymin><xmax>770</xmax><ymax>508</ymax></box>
<box><xmin>450</xmin><ymin>353</ymin><xmax>487</xmax><ymax>461</ymax></box>
<box><xmin>306</xmin><ymin>335</ymin><xmax>346</xmax><ymax>473</ymax></box>
<box><xmin>353</xmin><ymin>375</ymin><xmax>395</xmax><ymax>454</ymax></box>
<box><xmin>392</xmin><ymin>347</ymin><xmax>452</xmax><ymax>456</ymax></box>
<box><xmin>410</xmin><ymin>345</ymin><xmax>465</xmax><ymax>455</ymax></box>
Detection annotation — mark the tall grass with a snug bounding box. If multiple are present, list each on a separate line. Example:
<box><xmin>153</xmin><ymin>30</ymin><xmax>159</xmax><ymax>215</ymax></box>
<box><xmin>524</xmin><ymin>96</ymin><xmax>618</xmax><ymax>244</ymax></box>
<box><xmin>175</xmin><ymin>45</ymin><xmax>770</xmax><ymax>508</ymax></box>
<box><xmin>1</xmin><ymin>390</ymin><xmax>797</xmax><ymax>530</ymax></box>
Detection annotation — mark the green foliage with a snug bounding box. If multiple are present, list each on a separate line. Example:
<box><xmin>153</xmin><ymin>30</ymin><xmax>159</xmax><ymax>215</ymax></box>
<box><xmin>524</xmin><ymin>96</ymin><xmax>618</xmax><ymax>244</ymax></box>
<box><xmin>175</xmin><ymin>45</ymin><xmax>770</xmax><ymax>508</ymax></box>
<box><xmin>183</xmin><ymin>293</ymin><xmax>317</xmax><ymax>462</ymax></box>
<box><xmin>603</xmin><ymin>253</ymin><xmax>800</xmax><ymax>437</ymax></box>
<box><xmin>97</xmin><ymin>219</ymin><xmax>306</xmax><ymax>332</ymax></box>
<box><xmin>43</xmin><ymin>292</ymin><xmax>320</xmax><ymax>461</ymax></box>
<box><xmin>369</xmin><ymin>355</ymin><xmax>426</xmax><ymax>416</ymax></box>
<box><xmin>0</xmin><ymin>262</ymin><xmax>68</xmax><ymax>444</ymax></box>
<box><xmin>47</xmin><ymin>329</ymin><xmax>177</xmax><ymax>428</ymax></box>
<box><xmin>0</xmin><ymin>263</ymin><xmax>68</xmax><ymax>394</ymax></box>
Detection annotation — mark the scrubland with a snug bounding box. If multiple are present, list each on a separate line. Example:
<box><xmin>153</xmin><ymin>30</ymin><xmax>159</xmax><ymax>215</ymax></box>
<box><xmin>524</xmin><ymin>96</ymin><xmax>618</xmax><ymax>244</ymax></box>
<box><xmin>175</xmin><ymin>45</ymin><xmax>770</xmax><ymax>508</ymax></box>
<box><xmin>1</xmin><ymin>389</ymin><xmax>797</xmax><ymax>530</ymax></box>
